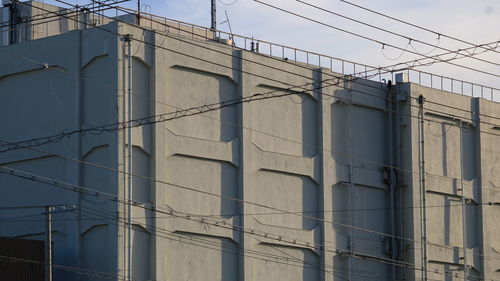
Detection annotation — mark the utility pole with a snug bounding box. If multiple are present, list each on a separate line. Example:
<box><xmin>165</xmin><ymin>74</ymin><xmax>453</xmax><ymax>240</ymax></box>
<box><xmin>137</xmin><ymin>0</ymin><xmax>141</xmax><ymax>25</ymax></box>
<box><xmin>211</xmin><ymin>0</ymin><xmax>216</xmax><ymax>36</ymax></box>
<box><xmin>45</xmin><ymin>206</ymin><xmax>53</xmax><ymax>281</ymax></box>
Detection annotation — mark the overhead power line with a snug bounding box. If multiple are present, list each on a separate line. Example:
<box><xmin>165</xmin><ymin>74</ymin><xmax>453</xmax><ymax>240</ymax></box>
<box><xmin>0</xmin><ymin>2</ymin><xmax>496</xmax><ymax>278</ymax></box>
<box><xmin>0</xmin><ymin>3</ymin><xmax>500</xmax><ymax>152</ymax></box>
<box><xmin>3</xmin><ymin>0</ymin><xmax>500</xmax><ymax>247</ymax></box>
<box><xmin>253</xmin><ymin>0</ymin><xmax>500</xmax><ymax>79</ymax></box>
<box><xmin>339</xmin><ymin>0</ymin><xmax>500</xmax><ymax>56</ymax></box>
<box><xmin>295</xmin><ymin>0</ymin><xmax>500</xmax><ymax>70</ymax></box>
<box><xmin>4</xmin><ymin>6</ymin><xmax>500</xmax><ymax>125</ymax></box>
<box><xmin>3</xmin><ymin>18</ymin><xmax>500</xmax><ymax>129</ymax></box>
<box><xmin>0</xmin><ymin>165</ymin><xmax>495</xmax><ymax>281</ymax></box>
<box><xmin>13</xmin><ymin>0</ymin><xmax>500</xmax><ymax>100</ymax></box>
<box><xmin>37</xmin><ymin>0</ymin><xmax>500</xmax><ymax>93</ymax></box>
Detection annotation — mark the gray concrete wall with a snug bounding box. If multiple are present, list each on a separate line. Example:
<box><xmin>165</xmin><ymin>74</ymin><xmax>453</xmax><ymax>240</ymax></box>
<box><xmin>403</xmin><ymin>84</ymin><xmax>500</xmax><ymax>281</ymax></box>
<box><xmin>0</xmin><ymin>17</ymin><xmax>499</xmax><ymax>281</ymax></box>
<box><xmin>0</xmin><ymin>22</ymin><xmax>122</xmax><ymax>281</ymax></box>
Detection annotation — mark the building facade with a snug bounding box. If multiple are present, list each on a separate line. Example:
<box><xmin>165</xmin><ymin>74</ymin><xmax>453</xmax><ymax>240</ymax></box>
<box><xmin>1</xmin><ymin>2</ymin><xmax>500</xmax><ymax>281</ymax></box>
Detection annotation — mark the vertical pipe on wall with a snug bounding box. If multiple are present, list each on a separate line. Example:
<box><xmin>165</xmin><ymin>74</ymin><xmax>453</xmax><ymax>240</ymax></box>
<box><xmin>120</xmin><ymin>35</ymin><xmax>127</xmax><ymax>281</ymax></box>
<box><xmin>387</xmin><ymin>83</ymin><xmax>397</xmax><ymax>281</ymax></box>
<box><xmin>395</xmin><ymin>85</ymin><xmax>406</xmax><ymax>279</ymax></box>
<box><xmin>459</xmin><ymin>120</ymin><xmax>469</xmax><ymax>280</ymax></box>
<box><xmin>126</xmin><ymin>34</ymin><xmax>133</xmax><ymax>281</ymax></box>
<box><xmin>417</xmin><ymin>95</ymin><xmax>428</xmax><ymax>281</ymax></box>
<box><xmin>348</xmin><ymin>81</ymin><xmax>354</xmax><ymax>281</ymax></box>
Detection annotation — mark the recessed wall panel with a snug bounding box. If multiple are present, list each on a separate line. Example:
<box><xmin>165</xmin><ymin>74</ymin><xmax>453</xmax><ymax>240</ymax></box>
<box><xmin>164</xmin><ymin>155</ymin><xmax>238</xmax><ymax>217</ymax></box>
<box><xmin>164</xmin><ymin>67</ymin><xmax>237</xmax><ymax>142</ymax></box>
<box><xmin>252</xmin><ymin>90</ymin><xmax>317</xmax><ymax>157</ymax></box>
<box><xmin>254</xmin><ymin>170</ymin><xmax>318</xmax><ymax>230</ymax></box>
<box><xmin>165</xmin><ymin>234</ymin><xmax>239</xmax><ymax>281</ymax></box>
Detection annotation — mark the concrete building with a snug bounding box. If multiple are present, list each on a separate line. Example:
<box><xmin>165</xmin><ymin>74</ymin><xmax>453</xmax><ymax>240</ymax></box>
<box><xmin>1</xmin><ymin>1</ymin><xmax>500</xmax><ymax>281</ymax></box>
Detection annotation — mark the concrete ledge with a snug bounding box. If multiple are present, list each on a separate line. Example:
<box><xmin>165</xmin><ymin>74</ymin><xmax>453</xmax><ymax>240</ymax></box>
<box><xmin>427</xmin><ymin>243</ymin><xmax>480</xmax><ymax>270</ymax></box>
<box><xmin>164</xmin><ymin>128</ymin><xmax>239</xmax><ymax>166</ymax></box>
<box><xmin>167</xmin><ymin>216</ymin><xmax>239</xmax><ymax>244</ymax></box>
<box><xmin>252</xmin><ymin>216</ymin><xmax>321</xmax><ymax>255</ymax></box>
<box><xmin>254</xmin><ymin>144</ymin><xmax>319</xmax><ymax>183</ymax></box>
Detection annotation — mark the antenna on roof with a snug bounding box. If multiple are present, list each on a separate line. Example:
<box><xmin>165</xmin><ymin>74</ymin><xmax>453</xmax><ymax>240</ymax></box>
<box><xmin>220</xmin><ymin>10</ymin><xmax>235</xmax><ymax>45</ymax></box>
<box><xmin>211</xmin><ymin>0</ymin><xmax>216</xmax><ymax>32</ymax></box>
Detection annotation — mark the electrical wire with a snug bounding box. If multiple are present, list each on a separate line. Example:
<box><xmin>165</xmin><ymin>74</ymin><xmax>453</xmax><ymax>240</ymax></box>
<box><xmin>3</xmin><ymin>13</ymin><xmax>500</xmax><ymax>127</ymax></box>
<box><xmin>76</xmin><ymin>205</ymin><xmax>363</xmax><ymax>280</ymax></box>
<box><xmin>0</xmin><ymin>3</ymin><xmax>496</xmax><ymax>278</ymax></box>
<box><xmin>18</xmin><ymin>0</ymin><xmax>500</xmax><ymax>97</ymax></box>
<box><xmin>2</xmin><ymin>2</ymin><xmax>500</xmax><ymax>276</ymax></box>
<box><xmin>0</xmin><ymin>169</ymin><xmax>492</xmax><ymax>281</ymax></box>
<box><xmin>5</xmin><ymin>0</ymin><xmax>500</xmax><ymax>106</ymax></box>
<box><xmin>0</xmin><ymin>255</ymin><xmax>128</xmax><ymax>280</ymax></box>
<box><xmin>218</xmin><ymin>0</ymin><xmax>240</xmax><ymax>6</ymax></box>
<box><xmin>253</xmin><ymin>0</ymin><xmax>500</xmax><ymax>79</ymax></box>
<box><xmin>1</xmin><ymin>198</ymin><xmax>497</xmax><ymax>222</ymax></box>
<box><xmin>2</xmin><ymin>36</ymin><xmax>496</xmax><ymax>188</ymax></box>
<box><xmin>1</xmin><ymin>148</ymin><xmax>499</xmax><ymax>265</ymax></box>
<box><xmin>5</xmin><ymin>0</ymin><xmax>500</xmax><ymax>103</ymax></box>
<box><xmin>2</xmin><ymin>21</ymin><xmax>500</xmax><ymax>153</ymax></box>
<box><xmin>296</xmin><ymin>0</ymin><xmax>500</xmax><ymax>69</ymax></box>
<box><xmin>338</xmin><ymin>0</ymin><xmax>500</xmax><ymax>56</ymax></box>
<box><xmin>4</xmin><ymin>21</ymin><xmax>500</xmax><ymax>200</ymax></box>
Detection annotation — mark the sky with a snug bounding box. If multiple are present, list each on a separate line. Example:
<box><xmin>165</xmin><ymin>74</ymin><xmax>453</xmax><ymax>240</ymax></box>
<box><xmin>42</xmin><ymin>0</ymin><xmax>500</xmax><ymax>93</ymax></box>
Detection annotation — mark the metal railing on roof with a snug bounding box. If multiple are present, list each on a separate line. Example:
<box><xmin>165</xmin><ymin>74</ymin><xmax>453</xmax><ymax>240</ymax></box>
<box><xmin>28</xmin><ymin>3</ymin><xmax>500</xmax><ymax>102</ymax></box>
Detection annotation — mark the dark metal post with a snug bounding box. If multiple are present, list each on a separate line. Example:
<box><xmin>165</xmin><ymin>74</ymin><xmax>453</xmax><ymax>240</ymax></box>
<box><xmin>211</xmin><ymin>0</ymin><xmax>216</xmax><ymax>34</ymax></box>
<box><xmin>45</xmin><ymin>206</ymin><xmax>52</xmax><ymax>281</ymax></box>
<box><xmin>137</xmin><ymin>0</ymin><xmax>141</xmax><ymax>25</ymax></box>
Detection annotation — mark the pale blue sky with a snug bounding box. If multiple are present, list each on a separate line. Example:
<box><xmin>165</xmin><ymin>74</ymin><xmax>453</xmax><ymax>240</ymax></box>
<box><xmin>42</xmin><ymin>0</ymin><xmax>500</xmax><ymax>89</ymax></box>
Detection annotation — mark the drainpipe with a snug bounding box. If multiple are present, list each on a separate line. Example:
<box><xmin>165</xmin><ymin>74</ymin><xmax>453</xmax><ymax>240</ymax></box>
<box><xmin>394</xmin><ymin>84</ymin><xmax>406</xmax><ymax>279</ymax></box>
<box><xmin>348</xmin><ymin>81</ymin><xmax>354</xmax><ymax>281</ymax></box>
<box><xmin>387</xmin><ymin>82</ymin><xmax>397</xmax><ymax>281</ymax></box>
<box><xmin>418</xmin><ymin>95</ymin><xmax>428</xmax><ymax>281</ymax></box>
<box><xmin>126</xmin><ymin>34</ymin><xmax>133</xmax><ymax>281</ymax></box>
<box><xmin>458</xmin><ymin>120</ymin><xmax>469</xmax><ymax>280</ymax></box>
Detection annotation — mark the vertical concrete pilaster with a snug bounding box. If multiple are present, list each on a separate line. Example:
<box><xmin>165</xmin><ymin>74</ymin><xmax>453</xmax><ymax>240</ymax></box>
<box><xmin>238</xmin><ymin>50</ymin><xmax>255</xmax><ymax>281</ymax></box>
<box><xmin>315</xmin><ymin>68</ymin><xmax>335</xmax><ymax>280</ymax></box>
